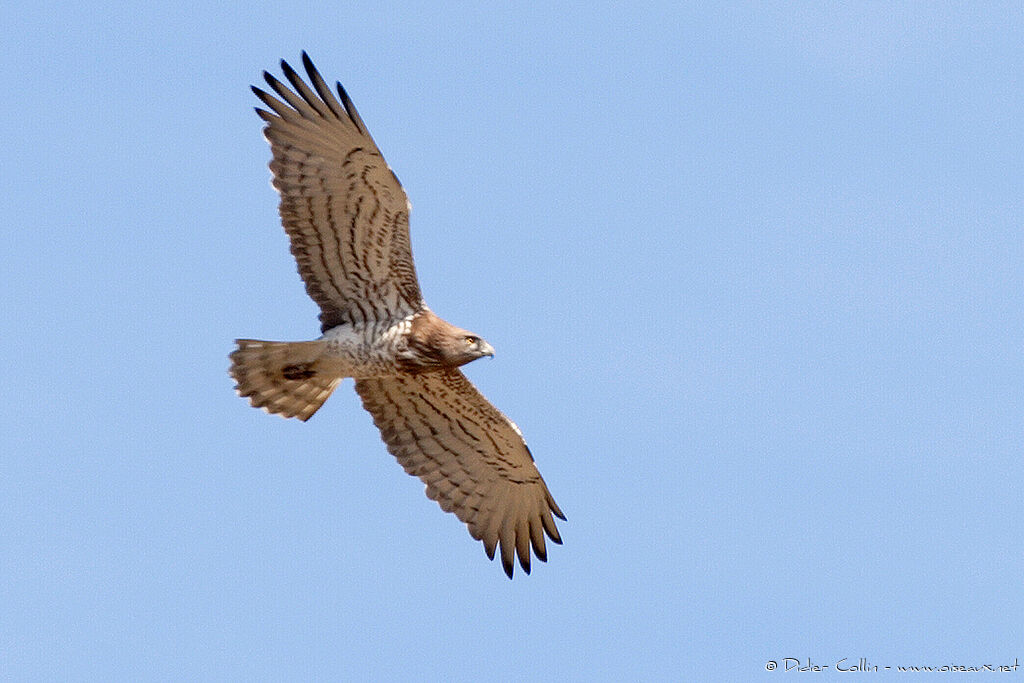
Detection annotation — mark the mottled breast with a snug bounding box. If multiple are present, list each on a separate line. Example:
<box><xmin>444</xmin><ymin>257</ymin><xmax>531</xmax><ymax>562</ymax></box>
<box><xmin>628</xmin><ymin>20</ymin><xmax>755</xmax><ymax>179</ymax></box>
<box><xmin>318</xmin><ymin>317</ymin><xmax>414</xmax><ymax>379</ymax></box>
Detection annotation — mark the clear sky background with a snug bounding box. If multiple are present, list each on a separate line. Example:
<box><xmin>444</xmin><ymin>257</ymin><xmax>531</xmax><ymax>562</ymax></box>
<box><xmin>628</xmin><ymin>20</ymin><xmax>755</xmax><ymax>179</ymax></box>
<box><xmin>2</xmin><ymin>2</ymin><xmax>1021</xmax><ymax>680</ymax></box>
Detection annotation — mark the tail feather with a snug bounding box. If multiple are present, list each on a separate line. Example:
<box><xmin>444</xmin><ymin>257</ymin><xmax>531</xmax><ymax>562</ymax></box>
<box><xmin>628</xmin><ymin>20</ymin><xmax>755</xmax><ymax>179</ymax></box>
<box><xmin>229</xmin><ymin>339</ymin><xmax>340</xmax><ymax>421</ymax></box>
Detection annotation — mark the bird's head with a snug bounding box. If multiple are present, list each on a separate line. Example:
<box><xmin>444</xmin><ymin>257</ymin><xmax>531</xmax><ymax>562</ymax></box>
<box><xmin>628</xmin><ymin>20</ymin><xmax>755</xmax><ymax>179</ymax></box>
<box><xmin>400</xmin><ymin>311</ymin><xmax>495</xmax><ymax>371</ymax></box>
<box><xmin>439</xmin><ymin>329</ymin><xmax>495</xmax><ymax>367</ymax></box>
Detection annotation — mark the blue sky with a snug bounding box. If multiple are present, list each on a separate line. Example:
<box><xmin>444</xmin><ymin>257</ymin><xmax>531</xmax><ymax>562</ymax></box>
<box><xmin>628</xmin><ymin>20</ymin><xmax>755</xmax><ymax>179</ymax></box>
<box><xmin>2</xmin><ymin>2</ymin><xmax>1021</xmax><ymax>680</ymax></box>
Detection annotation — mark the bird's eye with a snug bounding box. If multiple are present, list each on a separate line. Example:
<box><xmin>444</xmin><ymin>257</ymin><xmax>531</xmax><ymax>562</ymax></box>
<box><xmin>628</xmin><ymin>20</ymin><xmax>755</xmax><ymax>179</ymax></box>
<box><xmin>465</xmin><ymin>336</ymin><xmax>478</xmax><ymax>345</ymax></box>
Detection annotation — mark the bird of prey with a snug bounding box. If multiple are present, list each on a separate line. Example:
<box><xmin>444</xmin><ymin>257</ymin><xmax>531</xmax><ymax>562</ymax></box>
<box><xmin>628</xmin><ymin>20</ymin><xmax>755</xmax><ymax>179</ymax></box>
<box><xmin>229</xmin><ymin>53</ymin><xmax>564</xmax><ymax>578</ymax></box>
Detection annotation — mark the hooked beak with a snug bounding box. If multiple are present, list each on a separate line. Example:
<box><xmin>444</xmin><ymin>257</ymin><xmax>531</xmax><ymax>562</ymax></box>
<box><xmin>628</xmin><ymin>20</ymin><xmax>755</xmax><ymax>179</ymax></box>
<box><xmin>479</xmin><ymin>341</ymin><xmax>495</xmax><ymax>358</ymax></box>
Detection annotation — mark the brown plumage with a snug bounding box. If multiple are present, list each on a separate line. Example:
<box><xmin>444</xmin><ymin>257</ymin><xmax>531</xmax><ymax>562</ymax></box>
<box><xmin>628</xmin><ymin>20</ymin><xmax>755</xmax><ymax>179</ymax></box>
<box><xmin>395</xmin><ymin>310</ymin><xmax>495</xmax><ymax>372</ymax></box>
<box><xmin>229</xmin><ymin>53</ymin><xmax>564</xmax><ymax>578</ymax></box>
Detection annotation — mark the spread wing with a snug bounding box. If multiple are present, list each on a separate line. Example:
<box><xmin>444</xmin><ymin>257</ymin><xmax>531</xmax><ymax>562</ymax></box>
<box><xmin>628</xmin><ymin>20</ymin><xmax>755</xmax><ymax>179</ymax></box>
<box><xmin>355</xmin><ymin>369</ymin><xmax>565</xmax><ymax>578</ymax></box>
<box><xmin>253</xmin><ymin>53</ymin><xmax>424</xmax><ymax>331</ymax></box>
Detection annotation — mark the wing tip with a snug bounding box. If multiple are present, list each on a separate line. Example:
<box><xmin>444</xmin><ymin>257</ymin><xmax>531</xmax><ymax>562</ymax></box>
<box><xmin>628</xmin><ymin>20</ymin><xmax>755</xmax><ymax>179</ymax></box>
<box><xmin>301</xmin><ymin>50</ymin><xmax>316</xmax><ymax>76</ymax></box>
<box><xmin>335</xmin><ymin>81</ymin><xmax>367</xmax><ymax>134</ymax></box>
<box><xmin>501</xmin><ymin>554</ymin><xmax>515</xmax><ymax>579</ymax></box>
<box><xmin>545</xmin><ymin>519</ymin><xmax>564</xmax><ymax>545</ymax></box>
<box><xmin>549</xmin><ymin>492</ymin><xmax>567</xmax><ymax>521</ymax></box>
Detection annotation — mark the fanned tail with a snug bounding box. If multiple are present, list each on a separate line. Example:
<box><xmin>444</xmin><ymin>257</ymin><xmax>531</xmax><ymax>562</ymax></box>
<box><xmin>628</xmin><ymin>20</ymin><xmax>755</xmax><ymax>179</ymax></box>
<box><xmin>229</xmin><ymin>339</ymin><xmax>340</xmax><ymax>421</ymax></box>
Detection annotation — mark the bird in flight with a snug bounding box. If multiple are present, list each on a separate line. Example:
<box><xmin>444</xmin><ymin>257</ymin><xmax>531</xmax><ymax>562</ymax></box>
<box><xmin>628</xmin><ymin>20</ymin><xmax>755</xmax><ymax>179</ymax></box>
<box><xmin>229</xmin><ymin>53</ymin><xmax>564</xmax><ymax>578</ymax></box>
